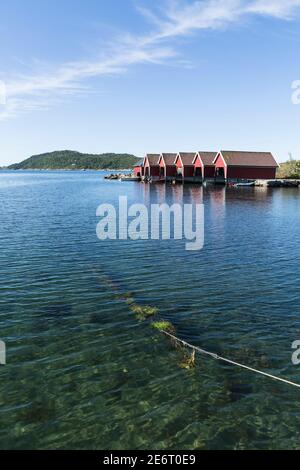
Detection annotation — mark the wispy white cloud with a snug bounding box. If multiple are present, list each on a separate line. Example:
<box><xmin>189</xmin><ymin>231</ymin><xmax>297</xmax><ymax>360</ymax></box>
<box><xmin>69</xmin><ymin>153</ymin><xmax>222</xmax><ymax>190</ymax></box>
<box><xmin>1</xmin><ymin>35</ymin><xmax>177</xmax><ymax>120</ymax></box>
<box><xmin>139</xmin><ymin>0</ymin><xmax>243</xmax><ymax>39</ymax></box>
<box><xmin>246</xmin><ymin>0</ymin><xmax>300</xmax><ymax>18</ymax></box>
<box><xmin>1</xmin><ymin>0</ymin><xmax>300</xmax><ymax>120</ymax></box>
<box><xmin>2</xmin><ymin>44</ymin><xmax>175</xmax><ymax>120</ymax></box>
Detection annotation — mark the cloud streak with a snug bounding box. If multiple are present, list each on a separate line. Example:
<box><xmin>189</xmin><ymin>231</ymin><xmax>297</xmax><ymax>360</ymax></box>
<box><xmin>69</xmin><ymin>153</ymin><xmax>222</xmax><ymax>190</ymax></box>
<box><xmin>1</xmin><ymin>0</ymin><xmax>300</xmax><ymax>120</ymax></box>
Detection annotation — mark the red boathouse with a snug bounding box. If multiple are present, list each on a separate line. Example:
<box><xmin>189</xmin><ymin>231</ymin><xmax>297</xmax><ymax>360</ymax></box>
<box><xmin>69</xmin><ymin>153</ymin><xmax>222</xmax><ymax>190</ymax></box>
<box><xmin>175</xmin><ymin>153</ymin><xmax>197</xmax><ymax>182</ymax></box>
<box><xmin>214</xmin><ymin>151</ymin><xmax>279</xmax><ymax>182</ymax></box>
<box><xmin>143</xmin><ymin>154</ymin><xmax>161</xmax><ymax>181</ymax></box>
<box><xmin>159</xmin><ymin>154</ymin><xmax>177</xmax><ymax>182</ymax></box>
<box><xmin>133</xmin><ymin>160</ymin><xmax>144</xmax><ymax>178</ymax></box>
<box><xmin>194</xmin><ymin>152</ymin><xmax>217</xmax><ymax>180</ymax></box>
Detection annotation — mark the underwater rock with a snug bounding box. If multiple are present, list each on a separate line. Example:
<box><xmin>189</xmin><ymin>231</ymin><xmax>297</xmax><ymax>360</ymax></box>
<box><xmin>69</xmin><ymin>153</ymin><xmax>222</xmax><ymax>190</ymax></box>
<box><xmin>42</xmin><ymin>302</ymin><xmax>72</xmax><ymax>318</ymax></box>
<box><xmin>226</xmin><ymin>381</ymin><xmax>253</xmax><ymax>402</ymax></box>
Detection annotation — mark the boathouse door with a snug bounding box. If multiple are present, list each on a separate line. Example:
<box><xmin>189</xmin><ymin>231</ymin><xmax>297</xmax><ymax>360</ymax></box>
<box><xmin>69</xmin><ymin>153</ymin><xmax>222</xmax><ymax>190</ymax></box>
<box><xmin>194</xmin><ymin>167</ymin><xmax>202</xmax><ymax>179</ymax></box>
<box><xmin>215</xmin><ymin>168</ymin><xmax>225</xmax><ymax>179</ymax></box>
<box><xmin>177</xmin><ymin>167</ymin><xmax>183</xmax><ymax>181</ymax></box>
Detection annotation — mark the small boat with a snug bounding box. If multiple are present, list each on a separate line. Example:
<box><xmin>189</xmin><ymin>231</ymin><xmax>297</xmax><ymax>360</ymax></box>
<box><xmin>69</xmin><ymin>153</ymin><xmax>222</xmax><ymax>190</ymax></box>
<box><xmin>119</xmin><ymin>176</ymin><xmax>141</xmax><ymax>182</ymax></box>
<box><xmin>234</xmin><ymin>181</ymin><xmax>255</xmax><ymax>187</ymax></box>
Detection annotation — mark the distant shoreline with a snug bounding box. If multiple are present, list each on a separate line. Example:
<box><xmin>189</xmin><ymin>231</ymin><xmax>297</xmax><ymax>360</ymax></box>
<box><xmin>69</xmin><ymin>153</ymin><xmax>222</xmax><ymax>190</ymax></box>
<box><xmin>0</xmin><ymin>168</ymin><xmax>132</xmax><ymax>172</ymax></box>
<box><xmin>5</xmin><ymin>150</ymin><xmax>139</xmax><ymax>171</ymax></box>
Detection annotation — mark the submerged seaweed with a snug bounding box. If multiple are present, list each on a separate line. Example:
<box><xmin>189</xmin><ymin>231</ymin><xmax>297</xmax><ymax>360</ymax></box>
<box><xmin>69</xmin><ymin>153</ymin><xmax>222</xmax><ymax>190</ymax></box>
<box><xmin>179</xmin><ymin>349</ymin><xmax>196</xmax><ymax>370</ymax></box>
<box><xmin>152</xmin><ymin>320</ymin><xmax>175</xmax><ymax>334</ymax></box>
<box><xmin>19</xmin><ymin>400</ymin><xmax>57</xmax><ymax>425</ymax></box>
<box><xmin>130</xmin><ymin>304</ymin><xmax>159</xmax><ymax>321</ymax></box>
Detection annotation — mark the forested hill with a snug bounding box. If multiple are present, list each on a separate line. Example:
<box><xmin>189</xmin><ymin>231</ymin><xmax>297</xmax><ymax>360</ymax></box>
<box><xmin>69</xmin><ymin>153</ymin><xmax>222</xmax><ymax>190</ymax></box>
<box><xmin>8</xmin><ymin>151</ymin><xmax>140</xmax><ymax>170</ymax></box>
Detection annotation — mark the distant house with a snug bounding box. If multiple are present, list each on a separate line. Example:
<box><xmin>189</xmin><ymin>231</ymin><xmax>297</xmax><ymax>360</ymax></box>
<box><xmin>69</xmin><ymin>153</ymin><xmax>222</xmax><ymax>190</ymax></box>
<box><xmin>159</xmin><ymin>154</ymin><xmax>177</xmax><ymax>181</ymax></box>
<box><xmin>214</xmin><ymin>151</ymin><xmax>279</xmax><ymax>181</ymax></box>
<box><xmin>143</xmin><ymin>154</ymin><xmax>161</xmax><ymax>181</ymax></box>
<box><xmin>194</xmin><ymin>152</ymin><xmax>217</xmax><ymax>180</ymax></box>
<box><xmin>133</xmin><ymin>160</ymin><xmax>144</xmax><ymax>178</ymax></box>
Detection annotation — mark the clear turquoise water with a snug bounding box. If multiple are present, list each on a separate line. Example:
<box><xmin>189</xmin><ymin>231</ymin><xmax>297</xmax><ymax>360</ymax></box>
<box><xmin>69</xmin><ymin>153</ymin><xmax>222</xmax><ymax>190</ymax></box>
<box><xmin>0</xmin><ymin>170</ymin><xmax>300</xmax><ymax>450</ymax></box>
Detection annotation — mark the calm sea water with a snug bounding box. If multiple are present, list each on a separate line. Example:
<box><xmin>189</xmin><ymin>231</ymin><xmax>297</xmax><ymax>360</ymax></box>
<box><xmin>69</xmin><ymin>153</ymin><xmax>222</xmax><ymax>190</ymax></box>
<box><xmin>0</xmin><ymin>170</ymin><xmax>300</xmax><ymax>450</ymax></box>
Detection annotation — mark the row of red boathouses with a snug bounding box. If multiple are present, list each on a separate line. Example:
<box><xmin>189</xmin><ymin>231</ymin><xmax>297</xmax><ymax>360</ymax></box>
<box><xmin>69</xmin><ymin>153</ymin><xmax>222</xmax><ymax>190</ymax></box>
<box><xmin>134</xmin><ymin>151</ymin><xmax>279</xmax><ymax>183</ymax></box>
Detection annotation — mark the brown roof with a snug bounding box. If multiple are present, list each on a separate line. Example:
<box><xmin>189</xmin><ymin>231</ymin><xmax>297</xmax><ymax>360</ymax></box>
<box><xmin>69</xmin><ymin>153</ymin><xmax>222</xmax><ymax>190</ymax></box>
<box><xmin>145</xmin><ymin>154</ymin><xmax>160</xmax><ymax>166</ymax></box>
<box><xmin>197</xmin><ymin>152</ymin><xmax>217</xmax><ymax>166</ymax></box>
<box><xmin>177</xmin><ymin>153</ymin><xmax>196</xmax><ymax>165</ymax></box>
<box><xmin>218</xmin><ymin>151</ymin><xmax>278</xmax><ymax>167</ymax></box>
<box><xmin>160</xmin><ymin>153</ymin><xmax>177</xmax><ymax>165</ymax></box>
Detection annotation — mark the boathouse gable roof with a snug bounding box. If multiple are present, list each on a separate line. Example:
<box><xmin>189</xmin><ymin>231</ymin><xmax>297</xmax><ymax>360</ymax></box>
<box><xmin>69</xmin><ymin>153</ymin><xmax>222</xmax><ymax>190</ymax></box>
<box><xmin>196</xmin><ymin>152</ymin><xmax>217</xmax><ymax>166</ymax></box>
<box><xmin>177</xmin><ymin>153</ymin><xmax>196</xmax><ymax>166</ymax></box>
<box><xmin>215</xmin><ymin>151</ymin><xmax>279</xmax><ymax>168</ymax></box>
<box><xmin>160</xmin><ymin>153</ymin><xmax>177</xmax><ymax>166</ymax></box>
<box><xmin>145</xmin><ymin>154</ymin><xmax>160</xmax><ymax>166</ymax></box>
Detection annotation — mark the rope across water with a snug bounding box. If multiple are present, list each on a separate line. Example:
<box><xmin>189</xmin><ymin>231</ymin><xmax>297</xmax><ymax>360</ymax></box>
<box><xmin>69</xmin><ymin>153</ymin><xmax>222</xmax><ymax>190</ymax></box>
<box><xmin>161</xmin><ymin>330</ymin><xmax>300</xmax><ymax>389</ymax></box>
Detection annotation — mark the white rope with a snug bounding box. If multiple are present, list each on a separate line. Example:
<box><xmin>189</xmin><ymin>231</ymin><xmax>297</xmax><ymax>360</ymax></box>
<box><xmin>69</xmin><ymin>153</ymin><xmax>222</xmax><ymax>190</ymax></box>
<box><xmin>162</xmin><ymin>330</ymin><xmax>300</xmax><ymax>389</ymax></box>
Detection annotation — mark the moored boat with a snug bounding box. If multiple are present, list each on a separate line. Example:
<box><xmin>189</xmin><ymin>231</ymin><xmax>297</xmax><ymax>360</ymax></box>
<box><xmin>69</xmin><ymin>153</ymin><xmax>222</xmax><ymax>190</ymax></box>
<box><xmin>233</xmin><ymin>181</ymin><xmax>255</xmax><ymax>187</ymax></box>
<box><xmin>119</xmin><ymin>176</ymin><xmax>141</xmax><ymax>182</ymax></box>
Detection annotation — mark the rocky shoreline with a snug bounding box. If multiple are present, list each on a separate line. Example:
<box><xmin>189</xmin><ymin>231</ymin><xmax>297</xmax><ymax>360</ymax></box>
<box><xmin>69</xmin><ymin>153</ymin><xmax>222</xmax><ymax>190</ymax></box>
<box><xmin>255</xmin><ymin>179</ymin><xmax>300</xmax><ymax>187</ymax></box>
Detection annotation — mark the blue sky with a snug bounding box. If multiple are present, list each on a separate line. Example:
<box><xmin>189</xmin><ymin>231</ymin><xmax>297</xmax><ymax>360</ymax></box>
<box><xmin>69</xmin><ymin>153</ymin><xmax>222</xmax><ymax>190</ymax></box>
<box><xmin>1</xmin><ymin>0</ymin><xmax>300</xmax><ymax>165</ymax></box>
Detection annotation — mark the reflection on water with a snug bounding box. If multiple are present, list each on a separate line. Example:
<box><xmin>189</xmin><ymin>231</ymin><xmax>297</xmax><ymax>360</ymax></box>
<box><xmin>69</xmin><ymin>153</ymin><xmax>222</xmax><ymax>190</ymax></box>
<box><xmin>0</xmin><ymin>171</ymin><xmax>300</xmax><ymax>450</ymax></box>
